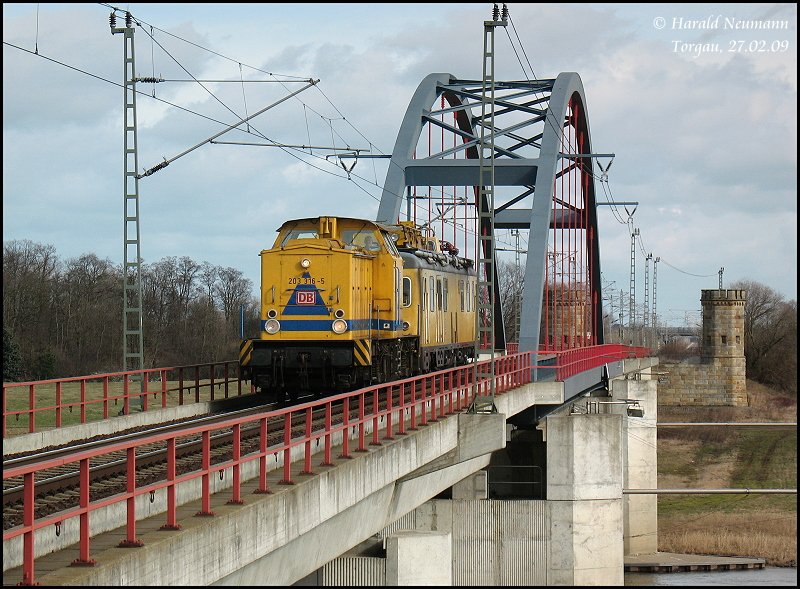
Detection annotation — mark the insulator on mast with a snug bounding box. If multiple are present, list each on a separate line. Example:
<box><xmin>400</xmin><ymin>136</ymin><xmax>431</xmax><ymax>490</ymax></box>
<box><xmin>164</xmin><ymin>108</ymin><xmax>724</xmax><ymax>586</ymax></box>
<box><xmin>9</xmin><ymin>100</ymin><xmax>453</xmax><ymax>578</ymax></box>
<box><xmin>109</xmin><ymin>12</ymin><xmax>116</xmax><ymax>29</ymax></box>
<box><xmin>492</xmin><ymin>4</ymin><xmax>499</xmax><ymax>21</ymax></box>
<box><xmin>501</xmin><ymin>4</ymin><xmax>509</xmax><ymax>21</ymax></box>
<box><xmin>125</xmin><ymin>11</ymin><xmax>132</xmax><ymax>28</ymax></box>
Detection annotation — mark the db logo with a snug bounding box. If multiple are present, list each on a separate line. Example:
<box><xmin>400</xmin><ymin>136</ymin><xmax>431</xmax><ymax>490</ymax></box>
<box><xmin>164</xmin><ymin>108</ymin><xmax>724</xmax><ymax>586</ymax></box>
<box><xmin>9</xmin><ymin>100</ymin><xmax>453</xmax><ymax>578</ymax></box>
<box><xmin>296</xmin><ymin>291</ymin><xmax>316</xmax><ymax>305</ymax></box>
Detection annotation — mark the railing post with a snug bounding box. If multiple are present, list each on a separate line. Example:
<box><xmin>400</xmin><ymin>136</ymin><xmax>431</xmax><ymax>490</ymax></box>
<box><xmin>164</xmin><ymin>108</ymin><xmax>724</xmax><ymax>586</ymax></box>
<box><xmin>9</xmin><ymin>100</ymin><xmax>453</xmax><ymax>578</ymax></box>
<box><xmin>103</xmin><ymin>376</ymin><xmax>109</xmax><ymax>419</ymax></box>
<box><xmin>255</xmin><ymin>416</ymin><xmax>272</xmax><ymax>494</ymax></box>
<box><xmin>179</xmin><ymin>367</ymin><xmax>185</xmax><ymax>405</ymax></box>
<box><xmin>161</xmin><ymin>370</ymin><xmax>168</xmax><ymax>408</ymax></box>
<box><xmin>357</xmin><ymin>393</ymin><xmax>367</xmax><ymax>451</ymax></box>
<box><xmin>224</xmin><ymin>363</ymin><xmax>230</xmax><ymax>398</ymax></box>
<box><xmin>71</xmin><ymin>458</ymin><xmax>97</xmax><ymax>566</ymax></box>
<box><xmin>280</xmin><ymin>412</ymin><xmax>294</xmax><ymax>484</ymax></box>
<box><xmin>141</xmin><ymin>371</ymin><xmax>149</xmax><ymax>412</ymax></box>
<box><xmin>123</xmin><ymin>375</ymin><xmax>130</xmax><ymax>416</ymax></box>
<box><xmin>119</xmin><ymin>447</ymin><xmax>144</xmax><ymax>546</ymax></box>
<box><xmin>28</xmin><ymin>384</ymin><xmax>36</xmax><ymax>433</ymax></box>
<box><xmin>420</xmin><ymin>378</ymin><xmax>428</xmax><ymax>426</ymax></box>
<box><xmin>340</xmin><ymin>397</ymin><xmax>352</xmax><ymax>458</ymax></box>
<box><xmin>196</xmin><ymin>430</ymin><xmax>215</xmax><ymax>516</ymax></box>
<box><xmin>397</xmin><ymin>383</ymin><xmax>406</xmax><ymax>436</ymax></box>
<box><xmin>161</xmin><ymin>437</ymin><xmax>181</xmax><ymax>529</ymax></box>
<box><xmin>371</xmin><ymin>389</ymin><xmax>381</xmax><ymax>446</ymax></box>
<box><xmin>228</xmin><ymin>423</ymin><xmax>244</xmax><ymax>504</ymax></box>
<box><xmin>410</xmin><ymin>379</ymin><xmax>418</xmax><ymax>430</ymax></box>
<box><xmin>194</xmin><ymin>365</ymin><xmax>200</xmax><ymax>403</ymax></box>
<box><xmin>80</xmin><ymin>380</ymin><xmax>87</xmax><ymax>424</ymax></box>
<box><xmin>21</xmin><ymin>472</ymin><xmax>36</xmax><ymax>585</ymax></box>
<box><xmin>385</xmin><ymin>385</ymin><xmax>394</xmax><ymax>440</ymax></box>
<box><xmin>322</xmin><ymin>402</ymin><xmax>333</xmax><ymax>466</ymax></box>
<box><xmin>55</xmin><ymin>381</ymin><xmax>62</xmax><ymax>428</ymax></box>
<box><xmin>302</xmin><ymin>407</ymin><xmax>314</xmax><ymax>474</ymax></box>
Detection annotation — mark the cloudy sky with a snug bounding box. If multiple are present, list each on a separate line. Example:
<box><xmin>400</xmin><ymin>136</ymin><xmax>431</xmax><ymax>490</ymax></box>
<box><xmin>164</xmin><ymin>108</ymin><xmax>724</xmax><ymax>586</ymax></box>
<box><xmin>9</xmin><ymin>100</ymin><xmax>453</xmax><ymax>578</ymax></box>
<box><xmin>4</xmin><ymin>3</ymin><xmax>797</xmax><ymax>328</ymax></box>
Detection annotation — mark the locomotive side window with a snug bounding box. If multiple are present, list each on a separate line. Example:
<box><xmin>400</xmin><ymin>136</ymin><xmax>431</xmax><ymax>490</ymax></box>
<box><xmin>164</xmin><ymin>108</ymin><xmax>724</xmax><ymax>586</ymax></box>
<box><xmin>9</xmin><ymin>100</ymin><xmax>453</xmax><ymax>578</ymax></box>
<box><xmin>459</xmin><ymin>280</ymin><xmax>465</xmax><ymax>311</ymax></box>
<box><xmin>402</xmin><ymin>276</ymin><xmax>412</xmax><ymax>307</ymax></box>
<box><xmin>436</xmin><ymin>278</ymin><xmax>443</xmax><ymax>310</ymax></box>
<box><xmin>422</xmin><ymin>277</ymin><xmax>426</xmax><ymax>311</ymax></box>
<box><xmin>430</xmin><ymin>279</ymin><xmax>435</xmax><ymax>312</ymax></box>
<box><xmin>383</xmin><ymin>232</ymin><xmax>400</xmax><ymax>256</ymax></box>
<box><xmin>443</xmin><ymin>279</ymin><xmax>448</xmax><ymax>311</ymax></box>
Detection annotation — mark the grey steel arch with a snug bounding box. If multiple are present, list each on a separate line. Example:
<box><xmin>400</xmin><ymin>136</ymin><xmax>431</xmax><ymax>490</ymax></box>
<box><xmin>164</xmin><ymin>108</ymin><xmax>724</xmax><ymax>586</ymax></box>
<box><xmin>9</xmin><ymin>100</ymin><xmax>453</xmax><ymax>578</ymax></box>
<box><xmin>377</xmin><ymin>72</ymin><xmax>604</xmax><ymax>362</ymax></box>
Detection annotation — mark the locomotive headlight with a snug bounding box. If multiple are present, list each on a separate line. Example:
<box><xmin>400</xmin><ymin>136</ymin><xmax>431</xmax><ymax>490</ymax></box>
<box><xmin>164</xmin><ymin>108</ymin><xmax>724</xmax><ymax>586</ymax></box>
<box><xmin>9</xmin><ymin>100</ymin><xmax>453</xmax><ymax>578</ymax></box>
<box><xmin>300</xmin><ymin>258</ymin><xmax>311</xmax><ymax>268</ymax></box>
<box><xmin>264</xmin><ymin>319</ymin><xmax>281</xmax><ymax>334</ymax></box>
<box><xmin>331</xmin><ymin>319</ymin><xmax>348</xmax><ymax>334</ymax></box>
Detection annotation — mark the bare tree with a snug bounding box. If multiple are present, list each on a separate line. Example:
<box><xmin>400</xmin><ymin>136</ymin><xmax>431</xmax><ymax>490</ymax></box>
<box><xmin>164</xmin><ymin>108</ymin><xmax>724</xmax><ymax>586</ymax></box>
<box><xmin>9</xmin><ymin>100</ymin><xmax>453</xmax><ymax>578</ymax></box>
<box><xmin>730</xmin><ymin>280</ymin><xmax>797</xmax><ymax>393</ymax></box>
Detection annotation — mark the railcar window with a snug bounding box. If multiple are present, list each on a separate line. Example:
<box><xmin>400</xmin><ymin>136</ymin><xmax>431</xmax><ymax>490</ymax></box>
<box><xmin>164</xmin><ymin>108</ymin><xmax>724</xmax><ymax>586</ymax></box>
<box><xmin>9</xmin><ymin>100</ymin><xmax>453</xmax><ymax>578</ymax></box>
<box><xmin>436</xmin><ymin>279</ymin><xmax>442</xmax><ymax>310</ymax></box>
<box><xmin>402</xmin><ymin>277</ymin><xmax>412</xmax><ymax>307</ymax></box>
<box><xmin>430</xmin><ymin>280</ymin><xmax>435</xmax><ymax>312</ymax></box>
<box><xmin>459</xmin><ymin>280</ymin><xmax>465</xmax><ymax>311</ymax></box>
<box><xmin>422</xmin><ymin>278</ymin><xmax>426</xmax><ymax>311</ymax></box>
<box><xmin>443</xmin><ymin>279</ymin><xmax>448</xmax><ymax>311</ymax></box>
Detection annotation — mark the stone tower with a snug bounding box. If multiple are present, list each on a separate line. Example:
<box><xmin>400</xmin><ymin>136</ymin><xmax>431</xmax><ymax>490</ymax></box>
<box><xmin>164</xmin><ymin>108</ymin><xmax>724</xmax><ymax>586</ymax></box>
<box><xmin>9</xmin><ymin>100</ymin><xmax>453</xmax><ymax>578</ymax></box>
<box><xmin>700</xmin><ymin>289</ymin><xmax>747</xmax><ymax>405</ymax></box>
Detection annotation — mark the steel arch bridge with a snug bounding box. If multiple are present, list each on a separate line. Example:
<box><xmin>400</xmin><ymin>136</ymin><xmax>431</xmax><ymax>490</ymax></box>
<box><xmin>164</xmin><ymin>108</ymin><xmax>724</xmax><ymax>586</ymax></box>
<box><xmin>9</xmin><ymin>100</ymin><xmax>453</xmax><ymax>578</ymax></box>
<box><xmin>377</xmin><ymin>72</ymin><xmax>604</xmax><ymax>368</ymax></box>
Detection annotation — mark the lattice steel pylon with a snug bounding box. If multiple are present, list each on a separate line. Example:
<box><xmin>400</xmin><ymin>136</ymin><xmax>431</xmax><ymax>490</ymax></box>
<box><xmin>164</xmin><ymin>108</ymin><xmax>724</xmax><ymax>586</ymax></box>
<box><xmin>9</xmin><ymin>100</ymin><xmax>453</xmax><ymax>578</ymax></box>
<box><xmin>111</xmin><ymin>13</ymin><xmax>145</xmax><ymax>381</ymax></box>
<box><xmin>469</xmin><ymin>5</ymin><xmax>508</xmax><ymax>413</ymax></box>
<box><xmin>376</xmin><ymin>70</ymin><xmax>604</xmax><ymax>382</ymax></box>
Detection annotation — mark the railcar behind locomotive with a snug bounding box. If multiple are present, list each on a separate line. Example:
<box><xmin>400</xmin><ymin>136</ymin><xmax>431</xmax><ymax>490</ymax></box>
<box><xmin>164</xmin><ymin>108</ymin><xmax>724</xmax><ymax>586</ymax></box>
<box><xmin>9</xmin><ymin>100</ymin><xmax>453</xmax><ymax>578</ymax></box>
<box><xmin>239</xmin><ymin>216</ymin><xmax>477</xmax><ymax>401</ymax></box>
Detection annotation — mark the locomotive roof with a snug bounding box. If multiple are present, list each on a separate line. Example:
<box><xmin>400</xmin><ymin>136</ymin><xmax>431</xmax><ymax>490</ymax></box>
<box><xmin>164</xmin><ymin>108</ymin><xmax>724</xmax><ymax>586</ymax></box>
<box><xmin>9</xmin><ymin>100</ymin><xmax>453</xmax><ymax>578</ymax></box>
<box><xmin>279</xmin><ymin>216</ymin><xmax>381</xmax><ymax>228</ymax></box>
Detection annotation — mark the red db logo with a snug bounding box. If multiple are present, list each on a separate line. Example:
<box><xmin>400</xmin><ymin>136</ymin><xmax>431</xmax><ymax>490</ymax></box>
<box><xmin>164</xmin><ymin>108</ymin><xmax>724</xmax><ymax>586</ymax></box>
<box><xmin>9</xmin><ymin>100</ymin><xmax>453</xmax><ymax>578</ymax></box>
<box><xmin>296</xmin><ymin>291</ymin><xmax>315</xmax><ymax>305</ymax></box>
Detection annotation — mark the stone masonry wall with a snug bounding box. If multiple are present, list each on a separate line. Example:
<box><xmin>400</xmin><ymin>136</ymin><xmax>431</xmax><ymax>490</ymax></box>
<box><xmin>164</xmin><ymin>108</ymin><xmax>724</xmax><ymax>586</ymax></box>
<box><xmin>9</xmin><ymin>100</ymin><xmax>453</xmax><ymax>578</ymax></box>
<box><xmin>658</xmin><ymin>289</ymin><xmax>747</xmax><ymax>406</ymax></box>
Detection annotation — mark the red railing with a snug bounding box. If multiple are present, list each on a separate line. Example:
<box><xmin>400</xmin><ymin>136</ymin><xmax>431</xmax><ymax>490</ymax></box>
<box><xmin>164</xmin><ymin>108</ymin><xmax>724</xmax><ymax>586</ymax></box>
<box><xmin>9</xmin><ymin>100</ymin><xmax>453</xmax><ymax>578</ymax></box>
<box><xmin>2</xmin><ymin>347</ymin><xmax>650</xmax><ymax>437</ymax></box>
<box><xmin>3</xmin><ymin>361</ymin><xmax>249</xmax><ymax>437</ymax></box>
<box><xmin>538</xmin><ymin>344</ymin><xmax>651</xmax><ymax>381</ymax></box>
<box><xmin>2</xmin><ymin>353</ymin><xmax>534</xmax><ymax>585</ymax></box>
<box><xmin>2</xmin><ymin>346</ymin><xmax>652</xmax><ymax>584</ymax></box>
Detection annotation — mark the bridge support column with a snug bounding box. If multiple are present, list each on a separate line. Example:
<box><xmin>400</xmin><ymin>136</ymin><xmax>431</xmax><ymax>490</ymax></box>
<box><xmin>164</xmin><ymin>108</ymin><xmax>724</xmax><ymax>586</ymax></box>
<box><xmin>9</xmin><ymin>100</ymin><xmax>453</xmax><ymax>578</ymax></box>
<box><xmin>610</xmin><ymin>377</ymin><xmax>658</xmax><ymax>555</ymax></box>
<box><xmin>385</xmin><ymin>531</ymin><xmax>452</xmax><ymax>585</ymax></box>
<box><xmin>546</xmin><ymin>413</ymin><xmax>624</xmax><ymax>586</ymax></box>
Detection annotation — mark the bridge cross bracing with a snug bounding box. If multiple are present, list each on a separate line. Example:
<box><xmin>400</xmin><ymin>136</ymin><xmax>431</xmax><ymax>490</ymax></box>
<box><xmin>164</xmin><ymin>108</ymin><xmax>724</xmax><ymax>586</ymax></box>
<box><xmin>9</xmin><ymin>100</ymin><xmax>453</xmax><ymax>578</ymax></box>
<box><xmin>377</xmin><ymin>72</ymin><xmax>603</xmax><ymax>359</ymax></box>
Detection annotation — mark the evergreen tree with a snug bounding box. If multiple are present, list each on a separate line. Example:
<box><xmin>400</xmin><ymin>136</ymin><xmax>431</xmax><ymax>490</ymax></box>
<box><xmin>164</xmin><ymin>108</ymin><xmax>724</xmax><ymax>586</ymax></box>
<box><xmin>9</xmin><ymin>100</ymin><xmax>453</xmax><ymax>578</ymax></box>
<box><xmin>3</xmin><ymin>327</ymin><xmax>23</xmax><ymax>382</ymax></box>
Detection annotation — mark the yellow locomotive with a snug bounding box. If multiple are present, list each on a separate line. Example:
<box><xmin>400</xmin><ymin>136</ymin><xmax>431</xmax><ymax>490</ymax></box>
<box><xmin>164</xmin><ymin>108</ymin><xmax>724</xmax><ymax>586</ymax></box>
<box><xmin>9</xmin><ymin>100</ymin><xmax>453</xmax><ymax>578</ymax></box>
<box><xmin>239</xmin><ymin>216</ymin><xmax>477</xmax><ymax>400</ymax></box>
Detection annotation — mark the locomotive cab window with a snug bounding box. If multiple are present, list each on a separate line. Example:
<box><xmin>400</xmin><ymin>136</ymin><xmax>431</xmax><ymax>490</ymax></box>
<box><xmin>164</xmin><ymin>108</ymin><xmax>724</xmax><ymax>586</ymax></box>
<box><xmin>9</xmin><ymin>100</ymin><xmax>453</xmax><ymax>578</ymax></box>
<box><xmin>281</xmin><ymin>228</ymin><xmax>318</xmax><ymax>246</ymax></box>
<box><xmin>402</xmin><ymin>277</ymin><xmax>412</xmax><ymax>307</ymax></box>
<box><xmin>341</xmin><ymin>228</ymin><xmax>381</xmax><ymax>251</ymax></box>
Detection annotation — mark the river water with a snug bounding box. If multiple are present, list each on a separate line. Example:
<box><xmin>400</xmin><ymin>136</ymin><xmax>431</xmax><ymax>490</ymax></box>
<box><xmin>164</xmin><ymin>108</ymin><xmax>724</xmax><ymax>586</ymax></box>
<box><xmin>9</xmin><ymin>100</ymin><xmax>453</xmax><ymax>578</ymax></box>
<box><xmin>625</xmin><ymin>566</ymin><xmax>797</xmax><ymax>586</ymax></box>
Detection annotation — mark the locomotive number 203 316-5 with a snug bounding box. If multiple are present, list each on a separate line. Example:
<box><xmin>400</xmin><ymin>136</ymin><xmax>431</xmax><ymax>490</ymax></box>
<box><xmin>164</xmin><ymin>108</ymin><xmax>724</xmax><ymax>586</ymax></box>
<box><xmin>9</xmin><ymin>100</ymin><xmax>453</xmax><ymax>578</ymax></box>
<box><xmin>288</xmin><ymin>277</ymin><xmax>324</xmax><ymax>285</ymax></box>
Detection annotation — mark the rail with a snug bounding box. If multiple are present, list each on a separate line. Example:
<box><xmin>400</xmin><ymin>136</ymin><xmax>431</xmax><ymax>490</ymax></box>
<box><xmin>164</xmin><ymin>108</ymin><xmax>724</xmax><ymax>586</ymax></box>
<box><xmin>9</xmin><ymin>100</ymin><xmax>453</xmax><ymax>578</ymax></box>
<box><xmin>2</xmin><ymin>346</ymin><xmax>650</xmax><ymax>436</ymax></box>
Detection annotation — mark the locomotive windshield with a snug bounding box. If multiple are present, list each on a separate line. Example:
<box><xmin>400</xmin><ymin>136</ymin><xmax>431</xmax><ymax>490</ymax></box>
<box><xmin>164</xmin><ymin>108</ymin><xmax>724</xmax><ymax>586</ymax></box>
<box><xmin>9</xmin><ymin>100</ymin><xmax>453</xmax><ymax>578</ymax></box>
<box><xmin>280</xmin><ymin>228</ymin><xmax>318</xmax><ymax>246</ymax></box>
<box><xmin>341</xmin><ymin>228</ymin><xmax>382</xmax><ymax>251</ymax></box>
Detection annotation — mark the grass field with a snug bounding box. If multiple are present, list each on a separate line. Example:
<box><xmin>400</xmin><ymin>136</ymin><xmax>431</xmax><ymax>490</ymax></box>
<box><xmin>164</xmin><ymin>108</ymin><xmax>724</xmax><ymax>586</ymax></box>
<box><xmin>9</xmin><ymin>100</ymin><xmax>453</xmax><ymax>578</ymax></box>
<box><xmin>657</xmin><ymin>380</ymin><xmax>797</xmax><ymax>566</ymax></box>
